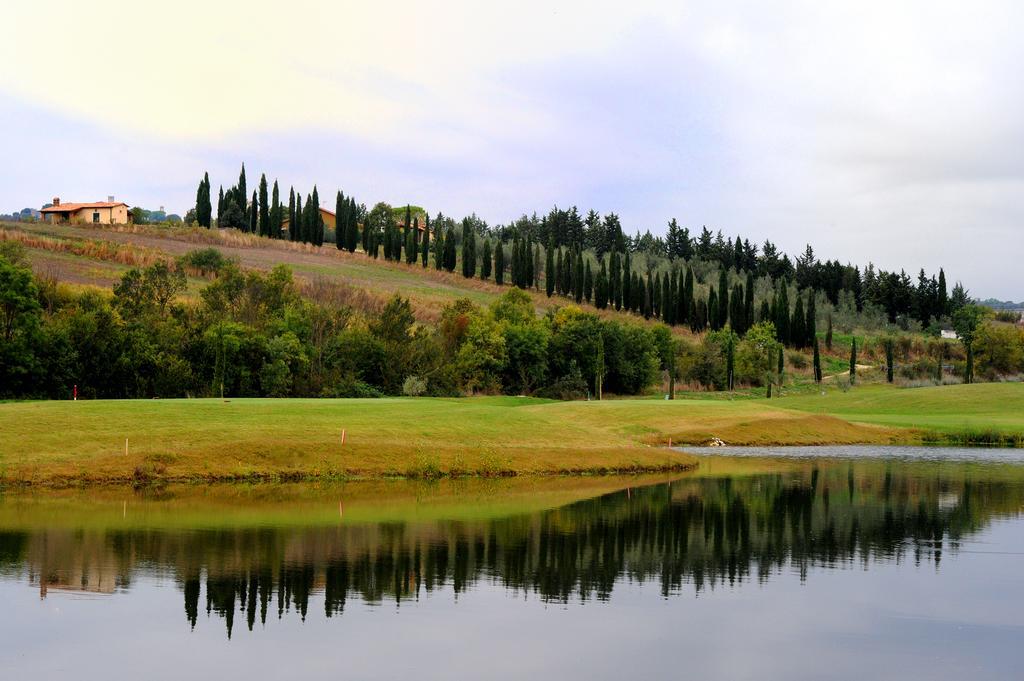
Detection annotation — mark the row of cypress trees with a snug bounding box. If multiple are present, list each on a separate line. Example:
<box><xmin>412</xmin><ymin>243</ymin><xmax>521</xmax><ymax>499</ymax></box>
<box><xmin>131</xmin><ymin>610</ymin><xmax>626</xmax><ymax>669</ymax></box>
<box><xmin>195</xmin><ymin>168</ymin><xmax>831</xmax><ymax>352</ymax></box>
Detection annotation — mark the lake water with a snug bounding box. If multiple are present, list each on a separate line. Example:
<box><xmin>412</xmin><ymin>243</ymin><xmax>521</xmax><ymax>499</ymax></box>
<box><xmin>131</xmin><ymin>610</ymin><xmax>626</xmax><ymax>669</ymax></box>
<box><xmin>2</xmin><ymin>449</ymin><xmax>1023</xmax><ymax>680</ymax></box>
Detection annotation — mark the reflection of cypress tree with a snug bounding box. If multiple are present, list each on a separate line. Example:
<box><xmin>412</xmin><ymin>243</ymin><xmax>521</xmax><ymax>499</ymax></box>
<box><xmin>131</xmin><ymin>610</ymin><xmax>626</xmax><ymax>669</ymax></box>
<box><xmin>184</xmin><ymin>576</ymin><xmax>200</xmax><ymax>630</ymax></box>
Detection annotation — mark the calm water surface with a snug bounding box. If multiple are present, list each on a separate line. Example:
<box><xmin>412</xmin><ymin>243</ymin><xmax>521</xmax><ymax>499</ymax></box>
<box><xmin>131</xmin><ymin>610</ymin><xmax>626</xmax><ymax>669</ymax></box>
<box><xmin>2</xmin><ymin>448</ymin><xmax>1023</xmax><ymax>680</ymax></box>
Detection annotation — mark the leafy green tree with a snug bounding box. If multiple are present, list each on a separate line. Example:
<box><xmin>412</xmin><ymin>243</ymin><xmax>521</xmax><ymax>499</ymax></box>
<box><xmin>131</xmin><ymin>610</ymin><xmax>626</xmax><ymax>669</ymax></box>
<box><xmin>953</xmin><ymin>304</ymin><xmax>985</xmax><ymax>384</ymax></box>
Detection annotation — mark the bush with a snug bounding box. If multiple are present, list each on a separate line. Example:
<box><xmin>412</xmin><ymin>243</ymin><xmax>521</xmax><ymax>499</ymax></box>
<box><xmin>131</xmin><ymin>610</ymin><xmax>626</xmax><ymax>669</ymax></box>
<box><xmin>402</xmin><ymin>375</ymin><xmax>428</xmax><ymax>396</ymax></box>
<box><xmin>787</xmin><ymin>351</ymin><xmax>808</xmax><ymax>369</ymax></box>
<box><xmin>178</xmin><ymin>248</ymin><xmax>232</xmax><ymax>275</ymax></box>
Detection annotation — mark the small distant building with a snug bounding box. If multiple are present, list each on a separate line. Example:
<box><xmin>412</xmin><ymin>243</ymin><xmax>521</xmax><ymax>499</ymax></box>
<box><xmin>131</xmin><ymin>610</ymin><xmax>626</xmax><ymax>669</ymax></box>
<box><xmin>280</xmin><ymin>206</ymin><xmax>337</xmax><ymax>234</ymax></box>
<box><xmin>40</xmin><ymin>196</ymin><xmax>130</xmax><ymax>225</ymax></box>
<box><xmin>940</xmin><ymin>329</ymin><xmax>958</xmax><ymax>340</ymax></box>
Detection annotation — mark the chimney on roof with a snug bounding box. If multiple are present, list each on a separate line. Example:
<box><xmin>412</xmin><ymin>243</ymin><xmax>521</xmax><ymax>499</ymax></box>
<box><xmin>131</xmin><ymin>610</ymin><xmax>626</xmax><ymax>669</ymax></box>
<box><xmin>53</xmin><ymin>197</ymin><xmax>60</xmax><ymax>206</ymax></box>
<box><xmin>108</xmin><ymin>195</ymin><xmax>115</xmax><ymax>203</ymax></box>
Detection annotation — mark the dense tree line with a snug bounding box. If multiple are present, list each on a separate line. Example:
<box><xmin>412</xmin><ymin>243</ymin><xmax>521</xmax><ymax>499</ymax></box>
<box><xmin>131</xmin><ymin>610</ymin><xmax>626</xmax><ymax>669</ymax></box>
<box><xmin>0</xmin><ymin>248</ymin><xmax>680</xmax><ymax>400</ymax></box>
<box><xmin>193</xmin><ymin>166</ymin><xmax>975</xmax><ymax>354</ymax></box>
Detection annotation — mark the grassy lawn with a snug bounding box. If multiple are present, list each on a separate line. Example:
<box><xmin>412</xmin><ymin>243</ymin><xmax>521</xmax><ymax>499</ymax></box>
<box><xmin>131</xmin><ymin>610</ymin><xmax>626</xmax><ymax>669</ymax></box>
<box><xmin>779</xmin><ymin>382</ymin><xmax>1024</xmax><ymax>441</ymax></box>
<box><xmin>0</xmin><ymin>396</ymin><xmax>910</xmax><ymax>486</ymax></box>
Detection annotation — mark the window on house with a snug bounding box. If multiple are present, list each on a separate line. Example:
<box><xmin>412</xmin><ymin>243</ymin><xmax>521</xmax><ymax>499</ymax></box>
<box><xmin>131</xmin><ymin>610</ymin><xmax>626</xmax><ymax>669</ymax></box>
<box><xmin>93</xmin><ymin>212</ymin><xmax>100</xmax><ymax>223</ymax></box>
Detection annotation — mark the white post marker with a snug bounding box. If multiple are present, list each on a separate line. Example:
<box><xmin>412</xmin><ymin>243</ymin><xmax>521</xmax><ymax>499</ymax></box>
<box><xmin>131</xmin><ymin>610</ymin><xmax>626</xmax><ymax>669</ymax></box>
<box><xmin>341</xmin><ymin>429</ymin><xmax>346</xmax><ymax>446</ymax></box>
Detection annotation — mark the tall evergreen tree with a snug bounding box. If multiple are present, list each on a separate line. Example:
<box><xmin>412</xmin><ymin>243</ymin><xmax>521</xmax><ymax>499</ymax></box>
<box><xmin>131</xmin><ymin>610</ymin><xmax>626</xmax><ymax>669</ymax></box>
<box><xmin>311</xmin><ymin>186</ymin><xmax>323</xmax><ymax>246</ymax></box>
<box><xmin>791</xmin><ymin>295</ymin><xmax>806</xmax><ymax>349</ymax></box>
<box><xmin>584</xmin><ymin>260</ymin><xmax>593</xmax><ymax>303</ymax></box>
<box><xmin>481</xmin><ymin>240</ymin><xmax>492</xmax><ymax>280</ymax></box>
<box><xmin>421</xmin><ymin>215</ymin><xmax>430</xmax><ymax>267</ymax></box>
<box><xmin>708</xmin><ymin>287</ymin><xmax>719</xmax><ymax>330</ymax></box>
<box><xmin>461</xmin><ymin>219</ymin><xmax>476</xmax><ymax>278</ymax></box>
<box><xmin>805</xmin><ymin>291</ymin><xmax>817</xmax><ymax>348</ymax></box>
<box><xmin>249</xmin><ymin>190</ymin><xmax>258</xmax><ymax>234</ymax></box>
<box><xmin>595</xmin><ymin>259</ymin><xmax>608</xmax><ymax>309</ymax></box>
<box><xmin>826</xmin><ymin>314</ymin><xmax>833</xmax><ymax>350</ymax></box>
<box><xmin>258</xmin><ymin>174</ymin><xmax>269</xmax><ymax>237</ymax></box>
<box><xmin>339</xmin><ymin>189</ymin><xmax>352</xmax><ymax>250</ymax></box>
<box><xmin>610</xmin><ymin>250</ymin><xmax>622</xmax><ymax>310</ymax></box>
<box><xmin>545</xmin><ymin>240</ymin><xmax>555</xmax><ymax>297</ymax></box>
<box><xmin>237</xmin><ymin>163</ymin><xmax>247</xmax><ymax>220</ymax></box>
<box><xmin>195</xmin><ymin>172</ymin><xmax>212</xmax><ymax>228</ymax></box>
<box><xmin>744</xmin><ymin>272</ymin><xmax>755</xmax><ymax>329</ymax></box>
<box><xmin>217</xmin><ymin>185</ymin><xmax>225</xmax><ymax>226</ymax></box>
<box><xmin>813</xmin><ymin>339</ymin><xmax>822</xmax><ymax>383</ymax></box>
<box><xmin>288</xmin><ymin>187</ymin><xmax>296</xmax><ymax>242</ymax></box>
<box><xmin>884</xmin><ymin>338</ymin><xmax>895</xmax><ymax>383</ymax></box>
<box><xmin>622</xmin><ymin>251</ymin><xmax>632</xmax><ymax>309</ymax></box>
<box><xmin>406</xmin><ymin>228</ymin><xmax>417</xmax><ymax>264</ymax></box>
<box><xmin>443</xmin><ymin>226</ymin><xmax>457</xmax><ymax>272</ymax></box>
<box><xmin>270</xmin><ymin>180</ymin><xmax>281</xmax><ymax>239</ymax></box>
<box><xmin>682</xmin><ymin>268</ymin><xmax>693</xmax><ymax>325</ymax></box>
<box><xmin>717</xmin><ymin>269</ymin><xmax>729</xmax><ymax>329</ymax></box>
<box><xmin>574</xmin><ymin>251</ymin><xmax>584</xmax><ymax>303</ymax></box>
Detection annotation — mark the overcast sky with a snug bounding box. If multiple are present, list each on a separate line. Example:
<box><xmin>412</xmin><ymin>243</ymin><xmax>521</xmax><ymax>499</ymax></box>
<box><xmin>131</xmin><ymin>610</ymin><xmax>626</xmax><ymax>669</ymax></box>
<box><xmin>1</xmin><ymin>1</ymin><xmax>1021</xmax><ymax>299</ymax></box>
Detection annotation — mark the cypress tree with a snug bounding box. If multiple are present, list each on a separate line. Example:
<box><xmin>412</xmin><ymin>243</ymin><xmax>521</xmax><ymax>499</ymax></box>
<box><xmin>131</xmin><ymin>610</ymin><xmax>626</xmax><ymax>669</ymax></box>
<box><xmin>292</xmin><ymin>192</ymin><xmax>300</xmax><ymax>242</ymax></box>
<box><xmin>640</xmin><ymin>275</ymin><xmax>650</xmax><ymax>319</ymax></box>
<box><xmin>726</xmin><ymin>333</ymin><xmax>735</xmax><ymax>390</ymax></box>
<box><xmin>444</xmin><ymin>226</ymin><xmax>456</xmax><ymax>272</ymax></box>
<box><xmin>826</xmin><ymin>315</ymin><xmax>833</xmax><ymax>350</ymax></box>
<box><xmin>545</xmin><ymin>240</ymin><xmax>555</xmax><ymax>297</ymax></box>
<box><xmin>249</xmin><ymin>190</ymin><xmax>258</xmax><ymax>234</ymax></box>
<box><xmin>258</xmin><ymin>174</ymin><xmax>269</xmax><ymax>237</ymax></box>
<box><xmin>421</xmin><ymin>215</ymin><xmax>430</xmax><ymax>267</ymax></box>
<box><xmin>433</xmin><ymin>221</ymin><xmax>444</xmax><ymax>270</ymax></box>
<box><xmin>574</xmin><ymin>251</ymin><xmax>584</xmax><ymax>303</ymax></box>
<box><xmin>652</xmin><ymin>272</ymin><xmax>661</xmax><ymax>318</ymax></box>
<box><xmin>554</xmin><ymin>247</ymin><xmax>563</xmax><ymax>296</ymax></box>
<box><xmin>196</xmin><ymin>172</ymin><xmax>212</xmax><ymax>227</ymax></box>
<box><xmin>708</xmin><ymin>287</ymin><xmax>719</xmax><ymax>330</ymax></box>
<box><xmin>682</xmin><ymin>268</ymin><xmax>693</xmax><ymax>324</ymax></box>
<box><xmin>288</xmin><ymin>188</ymin><xmax>296</xmax><ymax>241</ymax></box>
<box><xmin>404</xmin><ymin>205</ymin><xmax>412</xmax><ymax>239</ymax></box>
<box><xmin>311</xmin><ymin>186</ymin><xmax>323</xmax><ymax>246</ymax></box>
<box><xmin>526</xmin><ymin>237</ymin><xmax>535</xmax><ymax>289</ymax></box>
<box><xmin>849</xmin><ymin>337</ymin><xmax>857</xmax><ymax>384</ymax></box>
<box><xmin>596</xmin><ymin>259</ymin><xmax>608</xmax><ymax>309</ymax></box>
<box><xmin>611</xmin><ymin>250</ymin><xmax>622</xmax><ymax>310</ymax></box>
<box><xmin>806</xmin><ymin>292</ymin><xmax>817</xmax><ymax>348</ymax></box>
<box><xmin>776</xmin><ymin>282</ymin><xmax>791</xmax><ymax>346</ymax></box>
<box><xmin>494</xmin><ymin>241</ymin><xmax>505</xmax><ymax>285</ymax></box>
<box><xmin>584</xmin><ymin>260</ymin><xmax>593</xmax><ymax>303</ymax></box>
<box><xmin>885</xmin><ymin>338</ymin><xmax>895</xmax><ymax>383</ymax></box>
<box><xmin>717</xmin><ymin>269</ymin><xmax>729</xmax><ymax>328</ymax></box>
<box><xmin>745</xmin><ymin>271</ymin><xmax>755</xmax><ymax>329</ymax></box>
<box><xmin>481</xmin><ymin>240</ymin><xmax>492</xmax><ymax>280</ymax></box>
<box><xmin>759</xmin><ymin>300</ymin><xmax>771</xmax><ymax>324</ymax></box>
<box><xmin>237</xmin><ymin>163</ymin><xmax>247</xmax><ymax>219</ymax></box>
<box><xmin>217</xmin><ymin>185</ymin><xmax>224</xmax><ymax>226</ymax></box>
<box><xmin>339</xmin><ymin>189</ymin><xmax>352</xmax><ymax>250</ymax></box>
<box><xmin>813</xmin><ymin>338</ymin><xmax>822</xmax><ymax>383</ymax></box>
<box><xmin>406</xmin><ymin>228</ymin><xmax>417</xmax><ymax>264</ymax></box>
<box><xmin>791</xmin><ymin>295</ymin><xmax>806</xmax><ymax>349</ymax></box>
<box><xmin>618</xmin><ymin>249</ymin><xmax>626</xmax><ymax>307</ymax></box>
<box><xmin>270</xmin><ymin>180</ymin><xmax>281</xmax><ymax>239</ymax></box>
<box><xmin>778</xmin><ymin>341</ymin><xmax>784</xmax><ymax>376</ymax></box>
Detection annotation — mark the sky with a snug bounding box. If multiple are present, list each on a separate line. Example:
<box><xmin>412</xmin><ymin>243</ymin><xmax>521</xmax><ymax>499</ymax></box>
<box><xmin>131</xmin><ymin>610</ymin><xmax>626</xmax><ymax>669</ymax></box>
<box><xmin>1</xmin><ymin>1</ymin><xmax>1022</xmax><ymax>299</ymax></box>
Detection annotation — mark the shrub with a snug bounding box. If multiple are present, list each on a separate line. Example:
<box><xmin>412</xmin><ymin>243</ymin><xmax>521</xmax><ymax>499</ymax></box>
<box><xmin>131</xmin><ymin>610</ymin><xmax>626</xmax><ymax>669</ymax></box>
<box><xmin>787</xmin><ymin>351</ymin><xmax>808</xmax><ymax>369</ymax></box>
<box><xmin>178</xmin><ymin>248</ymin><xmax>232</xmax><ymax>275</ymax></box>
<box><xmin>402</xmin><ymin>375</ymin><xmax>428</xmax><ymax>396</ymax></box>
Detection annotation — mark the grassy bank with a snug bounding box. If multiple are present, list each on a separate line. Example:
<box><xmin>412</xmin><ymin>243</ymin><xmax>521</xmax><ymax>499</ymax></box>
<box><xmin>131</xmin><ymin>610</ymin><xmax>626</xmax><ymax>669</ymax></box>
<box><xmin>2</xmin><ymin>384</ymin><xmax>1021</xmax><ymax>486</ymax></box>
<box><xmin>0</xmin><ymin>396</ymin><xmax>907</xmax><ymax>486</ymax></box>
<box><xmin>779</xmin><ymin>382</ymin><xmax>1024</xmax><ymax>445</ymax></box>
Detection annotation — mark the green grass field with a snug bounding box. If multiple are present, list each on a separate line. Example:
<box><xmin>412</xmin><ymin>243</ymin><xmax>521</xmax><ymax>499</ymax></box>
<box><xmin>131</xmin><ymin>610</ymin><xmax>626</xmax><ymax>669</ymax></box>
<box><xmin>9</xmin><ymin>384</ymin><xmax>1023</xmax><ymax>486</ymax></box>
